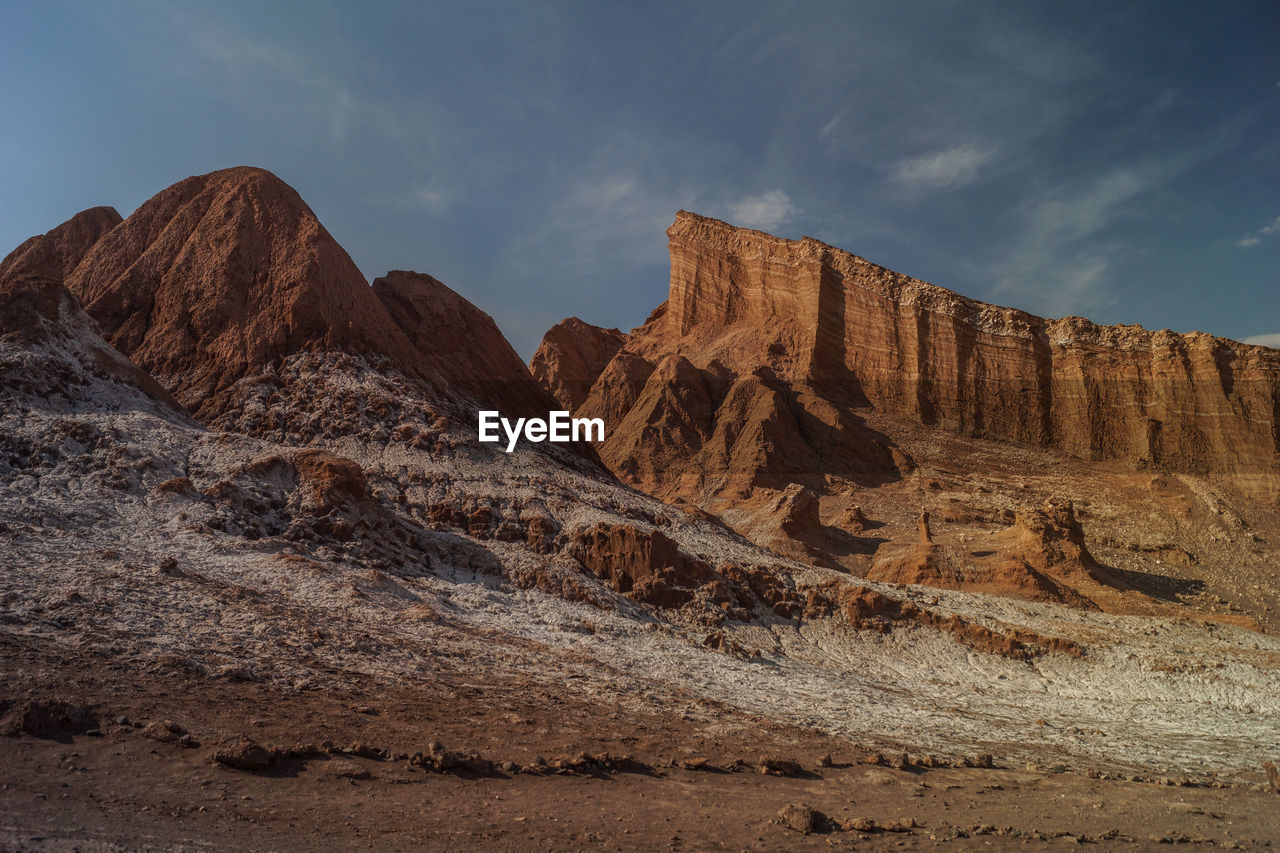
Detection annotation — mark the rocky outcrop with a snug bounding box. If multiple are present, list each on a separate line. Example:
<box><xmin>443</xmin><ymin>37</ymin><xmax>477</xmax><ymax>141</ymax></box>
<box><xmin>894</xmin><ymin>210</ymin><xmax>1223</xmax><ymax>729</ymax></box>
<box><xmin>866</xmin><ymin>500</ymin><xmax>1119</xmax><ymax>609</ymax></box>
<box><xmin>0</xmin><ymin>206</ymin><xmax>121</xmax><ymax>337</ymax></box>
<box><xmin>659</xmin><ymin>211</ymin><xmax>1280</xmax><ymax>476</ymax></box>
<box><xmin>0</xmin><ymin>206</ymin><xmax>121</xmax><ymax>286</ymax></box>
<box><xmin>374</xmin><ymin>270</ymin><xmax>557</xmax><ymax>419</ymax></box>
<box><xmin>0</xmin><ymin>206</ymin><xmax>183</xmax><ymax>410</ymax></box>
<box><xmin>530</xmin><ymin>317</ymin><xmax>626</xmax><ymax>411</ymax></box>
<box><xmin>59</xmin><ymin>167</ymin><xmax>557</xmax><ymax>427</ymax></box>
<box><xmin>63</xmin><ymin>167</ymin><xmax>428</xmax><ymax>420</ymax></box>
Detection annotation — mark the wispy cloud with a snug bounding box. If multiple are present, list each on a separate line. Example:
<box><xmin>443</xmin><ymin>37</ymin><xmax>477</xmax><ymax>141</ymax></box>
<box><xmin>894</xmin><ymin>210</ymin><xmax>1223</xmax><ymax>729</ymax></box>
<box><xmin>891</xmin><ymin>143</ymin><xmax>994</xmax><ymax>192</ymax></box>
<box><xmin>1243</xmin><ymin>333</ymin><xmax>1280</xmax><ymax>348</ymax></box>
<box><xmin>991</xmin><ymin>165</ymin><xmax>1166</xmax><ymax>316</ymax></box>
<box><xmin>1236</xmin><ymin>215</ymin><xmax>1280</xmax><ymax>248</ymax></box>
<box><xmin>728</xmin><ymin>190</ymin><xmax>797</xmax><ymax>230</ymax></box>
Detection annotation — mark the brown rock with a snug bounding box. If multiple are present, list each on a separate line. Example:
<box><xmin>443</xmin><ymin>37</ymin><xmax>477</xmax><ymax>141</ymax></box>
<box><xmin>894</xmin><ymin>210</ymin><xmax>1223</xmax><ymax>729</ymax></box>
<box><xmin>373</xmin><ymin>269</ymin><xmax>558</xmax><ymax>419</ymax></box>
<box><xmin>759</xmin><ymin>757</ymin><xmax>804</xmax><ymax>777</ymax></box>
<box><xmin>64</xmin><ymin>167</ymin><xmax>426</xmax><ymax>422</ymax></box>
<box><xmin>777</xmin><ymin>803</ymin><xmax>825</xmax><ymax>834</ymax></box>
<box><xmin>0</xmin><ymin>700</ymin><xmax>97</xmax><ymax>738</ymax></box>
<box><xmin>325</xmin><ymin>758</ymin><xmax>371</xmax><ymax>779</ymax></box>
<box><xmin>569</xmin><ymin>522</ymin><xmax>715</xmax><ymax>608</ymax></box>
<box><xmin>530</xmin><ymin>317</ymin><xmax>626</xmax><ymax>411</ymax></box>
<box><xmin>292</xmin><ymin>449</ymin><xmax>369</xmax><ymax>512</ymax></box>
<box><xmin>658</xmin><ymin>210</ymin><xmax>1280</xmax><ymax>476</ymax></box>
<box><xmin>212</xmin><ymin>735</ymin><xmax>272</xmax><ymax>770</ymax></box>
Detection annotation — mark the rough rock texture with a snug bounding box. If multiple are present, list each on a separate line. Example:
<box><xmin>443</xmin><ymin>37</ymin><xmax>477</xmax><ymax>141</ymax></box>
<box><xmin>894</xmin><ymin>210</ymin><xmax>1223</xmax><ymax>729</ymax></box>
<box><xmin>374</xmin><ymin>270</ymin><xmax>558</xmax><ymax>419</ymax></box>
<box><xmin>0</xmin><ymin>206</ymin><xmax>121</xmax><ymax>286</ymax></box>
<box><xmin>0</xmin><ymin>206</ymin><xmax>121</xmax><ymax>337</ymax></box>
<box><xmin>661</xmin><ymin>211</ymin><xmax>1280</xmax><ymax>476</ymax></box>
<box><xmin>0</xmin><ymin>207</ymin><xmax>184</xmax><ymax>410</ymax></box>
<box><xmin>58</xmin><ymin>168</ymin><xmax>563</xmax><ymax>428</ymax></box>
<box><xmin>63</xmin><ymin>167</ymin><xmax>431</xmax><ymax>422</ymax></box>
<box><xmin>530</xmin><ymin>317</ymin><xmax>626</xmax><ymax>411</ymax></box>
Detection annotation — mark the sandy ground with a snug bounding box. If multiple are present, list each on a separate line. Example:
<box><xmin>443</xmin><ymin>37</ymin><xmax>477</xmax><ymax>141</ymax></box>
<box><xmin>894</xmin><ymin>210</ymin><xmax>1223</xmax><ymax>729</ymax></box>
<box><xmin>2</xmin><ymin>634</ymin><xmax>1278</xmax><ymax>852</ymax></box>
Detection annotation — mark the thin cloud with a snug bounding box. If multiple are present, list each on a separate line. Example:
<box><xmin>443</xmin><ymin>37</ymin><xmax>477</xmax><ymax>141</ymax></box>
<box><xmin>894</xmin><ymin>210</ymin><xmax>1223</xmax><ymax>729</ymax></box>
<box><xmin>1243</xmin><ymin>333</ymin><xmax>1280</xmax><ymax>348</ymax></box>
<box><xmin>1236</xmin><ymin>215</ymin><xmax>1280</xmax><ymax>248</ymax></box>
<box><xmin>729</xmin><ymin>190</ymin><xmax>797</xmax><ymax>231</ymax></box>
<box><xmin>991</xmin><ymin>166</ymin><xmax>1162</xmax><ymax>317</ymax></box>
<box><xmin>891</xmin><ymin>144</ymin><xmax>994</xmax><ymax>192</ymax></box>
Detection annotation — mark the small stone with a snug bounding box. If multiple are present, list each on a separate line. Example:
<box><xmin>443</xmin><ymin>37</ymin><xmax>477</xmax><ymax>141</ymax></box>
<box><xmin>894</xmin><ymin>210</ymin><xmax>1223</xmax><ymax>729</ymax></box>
<box><xmin>211</xmin><ymin>735</ymin><xmax>272</xmax><ymax>771</ymax></box>
<box><xmin>325</xmin><ymin>758</ymin><xmax>371</xmax><ymax>779</ymax></box>
<box><xmin>777</xmin><ymin>803</ymin><xmax>824</xmax><ymax>834</ymax></box>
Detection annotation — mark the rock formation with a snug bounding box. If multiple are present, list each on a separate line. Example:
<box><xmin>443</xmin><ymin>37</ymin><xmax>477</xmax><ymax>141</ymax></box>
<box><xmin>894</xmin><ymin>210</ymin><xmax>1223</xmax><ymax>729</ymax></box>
<box><xmin>374</xmin><ymin>270</ymin><xmax>558</xmax><ymax>420</ymax></box>
<box><xmin>655</xmin><ymin>211</ymin><xmax>1280</xmax><ymax>476</ymax></box>
<box><xmin>59</xmin><ymin>167</ymin><xmax>554</xmax><ymax>425</ymax></box>
<box><xmin>0</xmin><ymin>206</ymin><xmax>121</xmax><ymax>337</ymax></box>
<box><xmin>530</xmin><ymin>317</ymin><xmax>626</xmax><ymax>411</ymax></box>
<box><xmin>563</xmin><ymin>210</ymin><xmax>1280</xmax><ymax>612</ymax></box>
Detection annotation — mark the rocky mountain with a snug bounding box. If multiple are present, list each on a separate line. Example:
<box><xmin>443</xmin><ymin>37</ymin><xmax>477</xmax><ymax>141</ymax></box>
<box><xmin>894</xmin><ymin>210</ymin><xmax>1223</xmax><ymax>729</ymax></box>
<box><xmin>529</xmin><ymin>317</ymin><xmax>626</xmax><ymax>411</ymax></box>
<box><xmin>56</xmin><ymin>167</ymin><xmax>557</xmax><ymax>436</ymax></box>
<box><xmin>537</xmin><ymin>210</ymin><xmax>1280</xmax><ymax>617</ymax></box>
<box><xmin>3</xmin><ymin>170</ymin><xmax>1280</xmax><ymax>849</ymax></box>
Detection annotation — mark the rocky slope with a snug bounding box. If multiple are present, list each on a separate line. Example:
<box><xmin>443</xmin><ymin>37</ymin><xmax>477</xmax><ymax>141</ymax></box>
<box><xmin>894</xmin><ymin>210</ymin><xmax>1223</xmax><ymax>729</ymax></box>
<box><xmin>2</xmin><ymin>167</ymin><xmax>1279</xmax><ymax>841</ymax></box>
<box><xmin>550</xmin><ymin>211</ymin><xmax>1280</xmax><ymax>616</ymax></box>
<box><xmin>529</xmin><ymin>317</ymin><xmax>626</xmax><ymax>411</ymax></box>
<box><xmin>60</xmin><ymin>167</ymin><xmax>555</xmax><ymax>430</ymax></box>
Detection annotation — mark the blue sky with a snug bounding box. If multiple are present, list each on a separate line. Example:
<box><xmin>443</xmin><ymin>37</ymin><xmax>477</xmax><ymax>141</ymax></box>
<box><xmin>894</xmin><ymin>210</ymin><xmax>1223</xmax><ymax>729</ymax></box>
<box><xmin>2</xmin><ymin>1</ymin><xmax>1277</xmax><ymax>357</ymax></box>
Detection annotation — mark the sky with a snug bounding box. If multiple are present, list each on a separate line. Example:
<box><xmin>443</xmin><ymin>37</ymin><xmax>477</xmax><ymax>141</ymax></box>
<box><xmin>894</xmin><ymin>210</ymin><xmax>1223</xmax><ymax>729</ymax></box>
<box><xmin>1</xmin><ymin>1</ymin><xmax>1277</xmax><ymax>358</ymax></box>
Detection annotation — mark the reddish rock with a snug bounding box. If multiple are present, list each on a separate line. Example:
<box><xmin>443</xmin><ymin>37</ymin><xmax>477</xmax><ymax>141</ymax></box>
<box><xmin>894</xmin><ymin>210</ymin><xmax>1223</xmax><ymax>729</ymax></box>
<box><xmin>569</xmin><ymin>522</ymin><xmax>716</xmax><ymax>608</ymax></box>
<box><xmin>0</xmin><ymin>206</ymin><xmax>121</xmax><ymax>337</ymax></box>
<box><xmin>292</xmin><ymin>449</ymin><xmax>369</xmax><ymax>512</ymax></box>
<box><xmin>373</xmin><ymin>269</ymin><xmax>557</xmax><ymax>419</ymax></box>
<box><xmin>529</xmin><ymin>317</ymin><xmax>626</xmax><ymax>411</ymax></box>
<box><xmin>657</xmin><ymin>210</ymin><xmax>1280</xmax><ymax>476</ymax></box>
<box><xmin>63</xmin><ymin>167</ymin><xmax>428</xmax><ymax>421</ymax></box>
<box><xmin>212</xmin><ymin>734</ymin><xmax>273</xmax><ymax>770</ymax></box>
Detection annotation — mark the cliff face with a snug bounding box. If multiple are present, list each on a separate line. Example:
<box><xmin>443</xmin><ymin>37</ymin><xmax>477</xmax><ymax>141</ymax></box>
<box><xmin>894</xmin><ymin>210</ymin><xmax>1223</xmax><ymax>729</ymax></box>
<box><xmin>660</xmin><ymin>211</ymin><xmax>1280</xmax><ymax>476</ymax></box>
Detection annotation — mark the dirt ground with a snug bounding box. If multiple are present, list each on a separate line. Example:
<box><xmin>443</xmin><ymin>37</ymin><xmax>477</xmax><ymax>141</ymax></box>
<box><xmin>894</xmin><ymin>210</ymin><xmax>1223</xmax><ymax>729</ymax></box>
<box><xmin>2</xmin><ymin>636</ymin><xmax>1277</xmax><ymax>851</ymax></box>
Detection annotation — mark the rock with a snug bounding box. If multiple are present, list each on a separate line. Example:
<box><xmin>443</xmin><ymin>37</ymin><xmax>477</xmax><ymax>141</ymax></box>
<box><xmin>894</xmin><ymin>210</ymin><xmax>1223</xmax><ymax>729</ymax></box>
<box><xmin>917</xmin><ymin>511</ymin><xmax>934</xmax><ymax>545</ymax></box>
<box><xmin>530</xmin><ymin>317</ymin><xmax>627</xmax><ymax>411</ymax></box>
<box><xmin>568</xmin><ymin>522</ymin><xmax>715</xmax><ymax>609</ymax></box>
<box><xmin>325</xmin><ymin>758</ymin><xmax>371</xmax><ymax>779</ymax></box>
<box><xmin>63</xmin><ymin>167</ymin><xmax>426</xmax><ymax>423</ymax></box>
<box><xmin>0</xmin><ymin>700</ymin><xmax>97</xmax><ymax>738</ymax></box>
<box><xmin>777</xmin><ymin>803</ymin><xmax>825</xmax><ymax>834</ymax></box>
<box><xmin>656</xmin><ymin>210</ymin><xmax>1280</xmax><ymax>476</ymax></box>
<box><xmin>212</xmin><ymin>735</ymin><xmax>272</xmax><ymax>771</ymax></box>
<box><xmin>373</xmin><ymin>269</ymin><xmax>559</xmax><ymax>419</ymax></box>
<box><xmin>1264</xmin><ymin>760</ymin><xmax>1280</xmax><ymax>794</ymax></box>
<box><xmin>759</xmin><ymin>757</ymin><xmax>803</xmax><ymax>777</ymax></box>
<box><xmin>141</xmin><ymin>720</ymin><xmax>189</xmax><ymax>744</ymax></box>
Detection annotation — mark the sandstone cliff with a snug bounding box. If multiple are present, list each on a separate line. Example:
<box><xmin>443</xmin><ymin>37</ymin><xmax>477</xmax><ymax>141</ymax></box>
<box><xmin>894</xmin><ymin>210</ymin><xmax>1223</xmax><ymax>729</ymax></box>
<box><xmin>567</xmin><ymin>211</ymin><xmax>1280</xmax><ymax>613</ymax></box>
<box><xmin>659</xmin><ymin>211</ymin><xmax>1280</xmax><ymax>476</ymax></box>
<box><xmin>530</xmin><ymin>318</ymin><xmax>626</xmax><ymax>411</ymax></box>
